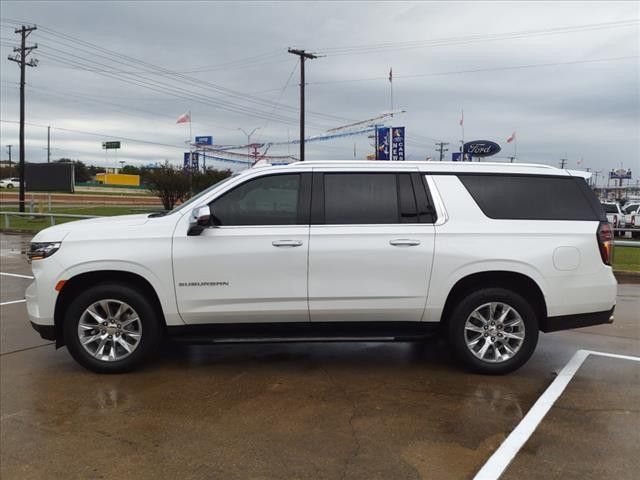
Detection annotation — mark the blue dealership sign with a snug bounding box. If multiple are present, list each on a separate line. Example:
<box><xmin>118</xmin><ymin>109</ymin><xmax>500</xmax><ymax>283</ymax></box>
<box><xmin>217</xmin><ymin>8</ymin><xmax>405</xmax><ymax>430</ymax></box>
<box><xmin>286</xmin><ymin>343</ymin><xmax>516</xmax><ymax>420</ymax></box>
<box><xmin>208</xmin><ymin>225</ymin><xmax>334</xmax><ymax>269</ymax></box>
<box><xmin>376</xmin><ymin>127</ymin><xmax>390</xmax><ymax>160</ymax></box>
<box><xmin>463</xmin><ymin>140</ymin><xmax>501</xmax><ymax>157</ymax></box>
<box><xmin>391</xmin><ymin>127</ymin><xmax>405</xmax><ymax>161</ymax></box>
<box><xmin>195</xmin><ymin>135</ymin><xmax>213</xmax><ymax>145</ymax></box>
<box><xmin>183</xmin><ymin>152</ymin><xmax>199</xmax><ymax>171</ymax></box>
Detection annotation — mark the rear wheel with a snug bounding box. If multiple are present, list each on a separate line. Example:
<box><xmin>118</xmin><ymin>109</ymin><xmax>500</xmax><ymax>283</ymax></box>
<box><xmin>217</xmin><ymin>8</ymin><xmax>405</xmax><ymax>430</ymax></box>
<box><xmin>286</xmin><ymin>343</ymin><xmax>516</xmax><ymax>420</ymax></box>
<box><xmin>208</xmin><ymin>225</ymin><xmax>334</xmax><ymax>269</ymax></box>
<box><xmin>6</xmin><ymin>184</ymin><xmax>13</xmax><ymax>189</ymax></box>
<box><xmin>63</xmin><ymin>283</ymin><xmax>162</xmax><ymax>373</ymax></box>
<box><xmin>448</xmin><ymin>288</ymin><xmax>539</xmax><ymax>374</ymax></box>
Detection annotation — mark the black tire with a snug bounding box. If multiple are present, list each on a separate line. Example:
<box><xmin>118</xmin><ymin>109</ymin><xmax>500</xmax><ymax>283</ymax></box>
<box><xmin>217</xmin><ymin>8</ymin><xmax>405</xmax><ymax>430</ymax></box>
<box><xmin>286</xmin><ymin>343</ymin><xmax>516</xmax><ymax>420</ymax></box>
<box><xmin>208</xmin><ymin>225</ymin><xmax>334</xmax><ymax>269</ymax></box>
<box><xmin>447</xmin><ymin>287</ymin><xmax>539</xmax><ymax>375</ymax></box>
<box><xmin>6</xmin><ymin>184</ymin><xmax>13</xmax><ymax>189</ymax></box>
<box><xmin>63</xmin><ymin>283</ymin><xmax>162</xmax><ymax>373</ymax></box>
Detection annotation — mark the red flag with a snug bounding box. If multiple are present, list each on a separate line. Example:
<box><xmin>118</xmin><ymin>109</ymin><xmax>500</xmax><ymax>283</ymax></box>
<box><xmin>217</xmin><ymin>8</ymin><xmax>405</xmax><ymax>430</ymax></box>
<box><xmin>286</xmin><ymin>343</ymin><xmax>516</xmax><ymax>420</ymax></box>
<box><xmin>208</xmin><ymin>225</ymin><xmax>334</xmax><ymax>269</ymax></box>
<box><xmin>459</xmin><ymin>109</ymin><xmax>464</xmax><ymax>126</ymax></box>
<box><xmin>506</xmin><ymin>131</ymin><xmax>516</xmax><ymax>143</ymax></box>
<box><xmin>389</xmin><ymin>68</ymin><xmax>393</xmax><ymax>83</ymax></box>
<box><xmin>176</xmin><ymin>111</ymin><xmax>191</xmax><ymax>124</ymax></box>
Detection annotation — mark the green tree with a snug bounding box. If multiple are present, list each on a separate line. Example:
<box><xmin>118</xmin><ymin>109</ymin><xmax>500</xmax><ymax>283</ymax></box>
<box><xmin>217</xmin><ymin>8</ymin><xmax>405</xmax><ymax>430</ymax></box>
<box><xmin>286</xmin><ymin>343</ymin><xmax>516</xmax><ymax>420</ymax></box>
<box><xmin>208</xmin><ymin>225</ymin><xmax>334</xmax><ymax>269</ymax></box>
<box><xmin>192</xmin><ymin>168</ymin><xmax>232</xmax><ymax>194</ymax></box>
<box><xmin>120</xmin><ymin>164</ymin><xmax>141</xmax><ymax>176</ymax></box>
<box><xmin>145</xmin><ymin>163</ymin><xmax>191</xmax><ymax>210</ymax></box>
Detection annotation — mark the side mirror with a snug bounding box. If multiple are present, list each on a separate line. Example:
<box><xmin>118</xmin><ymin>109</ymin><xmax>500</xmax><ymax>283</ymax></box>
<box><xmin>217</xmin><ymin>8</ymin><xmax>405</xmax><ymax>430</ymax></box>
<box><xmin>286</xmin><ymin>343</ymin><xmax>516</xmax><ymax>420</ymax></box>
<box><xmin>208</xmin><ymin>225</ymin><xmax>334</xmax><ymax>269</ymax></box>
<box><xmin>187</xmin><ymin>205</ymin><xmax>212</xmax><ymax>236</ymax></box>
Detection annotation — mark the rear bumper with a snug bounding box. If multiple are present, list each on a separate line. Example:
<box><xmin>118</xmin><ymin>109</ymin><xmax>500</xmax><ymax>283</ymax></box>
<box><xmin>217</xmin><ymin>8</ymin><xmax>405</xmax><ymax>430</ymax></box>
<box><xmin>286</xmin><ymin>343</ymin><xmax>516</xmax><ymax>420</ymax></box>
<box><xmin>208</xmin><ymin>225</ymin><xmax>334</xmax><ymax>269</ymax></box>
<box><xmin>540</xmin><ymin>307</ymin><xmax>615</xmax><ymax>333</ymax></box>
<box><xmin>30</xmin><ymin>321</ymin><xmax>56</xmax><ymax>341</ymax></box>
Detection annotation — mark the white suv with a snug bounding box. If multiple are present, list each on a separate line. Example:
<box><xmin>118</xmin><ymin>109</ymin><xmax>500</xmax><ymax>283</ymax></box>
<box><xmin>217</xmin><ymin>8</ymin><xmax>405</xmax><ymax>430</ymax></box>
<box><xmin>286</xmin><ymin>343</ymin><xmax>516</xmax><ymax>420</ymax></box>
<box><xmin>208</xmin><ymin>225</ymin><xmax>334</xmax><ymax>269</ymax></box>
<box><xmin>26</xmin><ymin>162</ymin><xmax>617</xmax><ymax>374</ymax></box>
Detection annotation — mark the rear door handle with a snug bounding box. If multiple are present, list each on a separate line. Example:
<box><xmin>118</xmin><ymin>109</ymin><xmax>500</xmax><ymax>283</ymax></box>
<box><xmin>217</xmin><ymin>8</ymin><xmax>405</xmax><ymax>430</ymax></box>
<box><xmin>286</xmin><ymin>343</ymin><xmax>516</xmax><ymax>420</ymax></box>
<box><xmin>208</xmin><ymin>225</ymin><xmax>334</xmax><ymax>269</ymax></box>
<box><xmin>389</xmin><ymin>239</ymin><xmax>421</xmax><ymax>247</ymax></box>
<box><xmin>272</xmin><ymin>240</ymin><xmax>303</xmax><ymax>247</ymax></box>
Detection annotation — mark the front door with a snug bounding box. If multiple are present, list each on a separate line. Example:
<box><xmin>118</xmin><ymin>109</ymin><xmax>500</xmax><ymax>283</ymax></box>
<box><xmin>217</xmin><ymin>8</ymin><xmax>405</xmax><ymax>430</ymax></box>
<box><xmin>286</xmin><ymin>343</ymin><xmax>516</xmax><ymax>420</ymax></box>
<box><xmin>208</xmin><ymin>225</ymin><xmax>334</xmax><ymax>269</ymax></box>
<box><xmin>173</xmin><ymin>172</ymin><xmax>311</xmax><ymax>324</ymax></box>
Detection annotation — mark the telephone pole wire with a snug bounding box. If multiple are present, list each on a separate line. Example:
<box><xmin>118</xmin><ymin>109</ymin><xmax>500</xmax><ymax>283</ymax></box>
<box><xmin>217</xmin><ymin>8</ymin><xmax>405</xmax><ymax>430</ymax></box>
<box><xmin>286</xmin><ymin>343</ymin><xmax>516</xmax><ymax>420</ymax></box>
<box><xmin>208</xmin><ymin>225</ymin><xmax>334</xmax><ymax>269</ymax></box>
<box><xmin>8</xmin><ymin>24</ymin><xmax>38</xmax><ymax>213</ymax></box>
<box><xmin>288</xmin><ymin>48</ymin><xmax>319</xmax><ymax>161</ymax></box>
<box><xmin>435</xmin><ymin>142</ymin><xmax>449</xmax><ymax>161</ymax></box>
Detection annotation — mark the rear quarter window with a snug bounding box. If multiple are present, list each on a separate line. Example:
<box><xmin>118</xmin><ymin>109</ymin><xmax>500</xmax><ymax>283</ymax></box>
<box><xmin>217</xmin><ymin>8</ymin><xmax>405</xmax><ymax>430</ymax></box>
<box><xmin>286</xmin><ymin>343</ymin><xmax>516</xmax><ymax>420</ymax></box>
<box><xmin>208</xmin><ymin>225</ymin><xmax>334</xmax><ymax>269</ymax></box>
<box><xmin>458</xmin><ymin>174</ymin><xmax>604</xmax><ymax>221</ymax></box>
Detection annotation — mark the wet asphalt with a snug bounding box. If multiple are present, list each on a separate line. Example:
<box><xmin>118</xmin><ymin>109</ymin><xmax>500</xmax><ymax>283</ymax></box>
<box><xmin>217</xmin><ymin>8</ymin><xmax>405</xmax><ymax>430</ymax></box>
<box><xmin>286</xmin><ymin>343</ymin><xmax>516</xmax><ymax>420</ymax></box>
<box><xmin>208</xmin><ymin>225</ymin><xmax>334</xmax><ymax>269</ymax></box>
<box><xmin>0</xmin><ymin>233</ymin><xmax>638</xmax><ymax>479</ymax></box>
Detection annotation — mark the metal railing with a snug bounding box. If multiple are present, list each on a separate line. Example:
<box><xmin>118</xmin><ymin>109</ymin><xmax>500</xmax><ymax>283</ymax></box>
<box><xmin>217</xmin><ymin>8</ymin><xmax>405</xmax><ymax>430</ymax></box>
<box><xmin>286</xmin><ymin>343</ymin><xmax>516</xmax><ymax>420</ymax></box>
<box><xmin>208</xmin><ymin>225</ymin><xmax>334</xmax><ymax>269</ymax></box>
<box><xmin>1</xmin><ymin>211</ymin><xmax>639</xmax><ymax>248</ymax></box>
<box><xmin>1</xmin><ymin>211</ymin><xmax>101</xmax><ymax>229</ymax></box>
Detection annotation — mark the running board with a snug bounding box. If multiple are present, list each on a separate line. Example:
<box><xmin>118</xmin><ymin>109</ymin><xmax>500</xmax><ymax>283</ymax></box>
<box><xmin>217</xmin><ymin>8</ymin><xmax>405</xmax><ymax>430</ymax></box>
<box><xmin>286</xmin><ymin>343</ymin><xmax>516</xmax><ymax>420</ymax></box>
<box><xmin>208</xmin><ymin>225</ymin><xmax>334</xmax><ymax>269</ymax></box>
<box><xmin>167</xmin><ymin>321</ymin><xmax>440</xmax><ymax>345</ymax></box>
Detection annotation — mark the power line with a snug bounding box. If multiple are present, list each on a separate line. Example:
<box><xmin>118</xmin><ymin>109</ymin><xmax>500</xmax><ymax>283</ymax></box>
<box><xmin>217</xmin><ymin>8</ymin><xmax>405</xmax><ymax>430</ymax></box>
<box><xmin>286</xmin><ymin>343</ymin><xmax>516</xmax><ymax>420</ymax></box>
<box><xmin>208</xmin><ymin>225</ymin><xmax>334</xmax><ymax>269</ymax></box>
<box><xmin>308</xmin><ymin>56</ymin><xmax>639</xmax><ymax>86</ymax></box>
<box><xmin>314</xmin><ymin>19</ymin><xmax>639</xmax><ymax>56</ymax></box>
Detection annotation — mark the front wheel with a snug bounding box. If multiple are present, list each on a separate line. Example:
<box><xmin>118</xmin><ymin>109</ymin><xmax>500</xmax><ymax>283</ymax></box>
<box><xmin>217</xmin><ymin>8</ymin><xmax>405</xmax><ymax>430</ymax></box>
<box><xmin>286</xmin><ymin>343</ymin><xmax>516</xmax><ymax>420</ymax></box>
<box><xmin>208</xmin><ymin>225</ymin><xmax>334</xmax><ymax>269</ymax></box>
<box><xmin>448</xmin><ymin>288</ymin><xmax>539</xmax><ymax>374</ymax></box>
<box><xmin>6</xmin><ymin>184</ymin><xmax>14</xmax><ymax>189</ymax></box>
<box><xmin>63</xmin><ymin>283</ymin><xmax>162</xmax><ymax>373</ymax></box>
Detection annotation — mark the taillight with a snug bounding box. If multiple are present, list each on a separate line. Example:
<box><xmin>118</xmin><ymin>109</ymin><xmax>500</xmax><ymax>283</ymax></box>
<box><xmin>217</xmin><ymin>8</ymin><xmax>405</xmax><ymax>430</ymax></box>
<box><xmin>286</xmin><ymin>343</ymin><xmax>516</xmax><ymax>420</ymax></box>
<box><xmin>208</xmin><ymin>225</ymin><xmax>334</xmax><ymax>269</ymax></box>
<box><xmin>597</xmin><ymin>222</ymin><xmax>613</xmax><ymax>266</ymax></box>
<box><xmin>613</xmin><ymin>214</ymin><xmax>618</xmax><ymax>227</ymax></box>
<box><xmin>632</xmin><ymin>215</ymin><xmax>636</xmax><ymax>227</ymax></box>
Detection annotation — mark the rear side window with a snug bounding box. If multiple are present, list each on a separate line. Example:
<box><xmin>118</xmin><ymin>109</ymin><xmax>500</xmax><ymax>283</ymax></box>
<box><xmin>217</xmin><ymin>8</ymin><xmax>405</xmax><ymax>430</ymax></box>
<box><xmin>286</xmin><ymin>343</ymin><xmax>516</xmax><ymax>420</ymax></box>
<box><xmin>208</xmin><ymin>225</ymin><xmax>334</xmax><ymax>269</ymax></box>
<box><xmin>324</xmin><ymin>173</ymin><xmax>398</xmax><ymax>224</ymax></box>
<box><xmin>459</xmin><ymin>174</ymin><xmax>604</xmax><ymax>221</ymax></box>
<box><xmin>601</xmin><ymin>204</ymin><xmax>619</xmax><ymax>214</ymax></box>
<box><xmin>317</xmin><ymin>172</ymin><xmax>436</xmax><ymax>224</ymax></box>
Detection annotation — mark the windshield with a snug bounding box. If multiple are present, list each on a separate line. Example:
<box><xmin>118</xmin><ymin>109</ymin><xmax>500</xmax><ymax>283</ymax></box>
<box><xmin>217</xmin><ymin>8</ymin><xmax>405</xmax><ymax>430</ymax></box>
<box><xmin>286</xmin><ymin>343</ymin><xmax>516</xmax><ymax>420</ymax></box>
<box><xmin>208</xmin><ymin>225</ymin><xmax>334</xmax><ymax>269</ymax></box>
<box><xmin>168</xmin><ymin>175</ymin><xmax>237</xmax><ymax>215</ymax></box>
<box><xmin>601</xmin><ymin>204</ymin><xmax>619</xmax><ymax>214</ymax></box>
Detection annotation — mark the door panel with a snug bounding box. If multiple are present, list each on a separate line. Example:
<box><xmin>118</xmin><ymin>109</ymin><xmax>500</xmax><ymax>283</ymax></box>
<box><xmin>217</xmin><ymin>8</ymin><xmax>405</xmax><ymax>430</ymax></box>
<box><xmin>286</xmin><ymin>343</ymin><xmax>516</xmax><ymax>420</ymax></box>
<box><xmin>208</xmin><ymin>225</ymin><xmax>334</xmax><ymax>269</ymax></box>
<box><xmin>173</xmin><ymin>226</ymin><xmax>309</xmax><ymax>324</ymax></box>
<box><xmin>308</xmin><ymin>224</ymin><xmax>434</xmax><ymax>322</ymax></box>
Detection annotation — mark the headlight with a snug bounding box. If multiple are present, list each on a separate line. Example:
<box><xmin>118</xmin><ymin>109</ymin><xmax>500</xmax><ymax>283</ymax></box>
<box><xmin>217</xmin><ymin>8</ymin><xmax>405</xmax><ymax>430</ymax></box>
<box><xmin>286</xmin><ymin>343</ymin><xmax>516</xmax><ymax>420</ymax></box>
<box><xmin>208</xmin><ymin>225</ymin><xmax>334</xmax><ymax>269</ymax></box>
<box><xmin>28</xmin><ymin>242</ymin><xmax>61</xmax><ymax>260</ymax></box>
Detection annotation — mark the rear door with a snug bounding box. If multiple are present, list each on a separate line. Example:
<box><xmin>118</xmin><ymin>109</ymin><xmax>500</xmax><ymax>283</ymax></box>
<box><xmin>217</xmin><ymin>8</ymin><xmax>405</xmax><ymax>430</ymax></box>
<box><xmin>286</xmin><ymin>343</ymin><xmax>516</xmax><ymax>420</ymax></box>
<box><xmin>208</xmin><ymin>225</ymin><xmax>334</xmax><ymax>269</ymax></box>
<box><xmin>308</xmin><ymin>169</ymin><xmax>436</xmax><ymax>323</ymax></box>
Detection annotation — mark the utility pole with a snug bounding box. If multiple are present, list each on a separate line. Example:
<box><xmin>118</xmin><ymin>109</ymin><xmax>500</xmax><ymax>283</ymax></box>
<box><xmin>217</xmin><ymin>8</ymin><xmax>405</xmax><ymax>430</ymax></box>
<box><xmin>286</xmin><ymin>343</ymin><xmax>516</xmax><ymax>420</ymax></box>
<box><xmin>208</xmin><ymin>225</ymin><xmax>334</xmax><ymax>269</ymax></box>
<box><xmin>435</xmin><ymin>142</ymin><xmax>449</xmax><ymax>161</ymax></box>
<box><xmin>238</xmin><ymin>127</ymin><xmax>260</xmax><ymax>167</ymax></box>
<box><xmin>288</xmin><ymin>48</ymin><xmax>318</xmax><ymax>161</ymax></box>
<box><xmin>8</xmin><ymin>25</ymin><xmax>38</xmax><ymax>213</ymax></box>
<box><xmin>559</xmin><ymin>158</ymin><xmax>567</xmax><ymax>169</ymax></box>
<box><xmin>47</xmin><ymin>125</ymin><xmax>50</xmax><ymax>163</ymax></box>
<box><xmin>6</xmin><ymin>145</ymin><xmax>12</xmax><ymax>169</ymax></box>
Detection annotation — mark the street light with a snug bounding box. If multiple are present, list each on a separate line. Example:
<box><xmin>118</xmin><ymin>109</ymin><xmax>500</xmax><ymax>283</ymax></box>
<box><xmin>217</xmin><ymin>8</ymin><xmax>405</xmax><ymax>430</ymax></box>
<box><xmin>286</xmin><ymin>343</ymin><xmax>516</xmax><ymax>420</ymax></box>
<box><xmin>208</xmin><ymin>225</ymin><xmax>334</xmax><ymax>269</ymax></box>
<box><xmin>238</xmin><ymin>127</ymin><xmax>261</xmax><ymax>166</ymax></box>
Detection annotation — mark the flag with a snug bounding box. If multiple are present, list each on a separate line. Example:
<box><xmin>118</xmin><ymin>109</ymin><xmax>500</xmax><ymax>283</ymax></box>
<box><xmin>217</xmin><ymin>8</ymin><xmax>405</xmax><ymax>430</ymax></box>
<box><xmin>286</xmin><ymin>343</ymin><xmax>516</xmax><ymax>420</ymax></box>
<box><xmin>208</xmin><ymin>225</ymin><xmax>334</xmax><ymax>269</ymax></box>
<box><xmin>507</xmin><ymin>131</ymin><xmax>516</xmax><ymax>143</ymax></box>
<box><xmin>459</xmin><ymin>109</ymin><xmax>464</xmax><ymax>126</ymax></box>
<box><xmin>577</xmin><ymin>157</ymin><xmax>583</xmax><ymax>165</ymax></box>
<box><xmin>176</xmin><ymin>111</ymin><xmax>191</xmax><ymax>124</ymax></box>
<box><xmin>389</xmin><ymin>68</ymin><xmax>392</xmax><ymax>83</ymax></box>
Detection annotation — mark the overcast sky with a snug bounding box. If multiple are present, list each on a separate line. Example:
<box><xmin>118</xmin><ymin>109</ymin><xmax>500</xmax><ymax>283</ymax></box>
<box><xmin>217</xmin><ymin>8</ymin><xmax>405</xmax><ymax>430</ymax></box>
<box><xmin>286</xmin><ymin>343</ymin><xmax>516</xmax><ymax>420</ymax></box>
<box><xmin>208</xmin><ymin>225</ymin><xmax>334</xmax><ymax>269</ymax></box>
<box><xmin>1</xmin><ymin>1</ymin><xmax>638</xmax><ymax>181</ymax></box>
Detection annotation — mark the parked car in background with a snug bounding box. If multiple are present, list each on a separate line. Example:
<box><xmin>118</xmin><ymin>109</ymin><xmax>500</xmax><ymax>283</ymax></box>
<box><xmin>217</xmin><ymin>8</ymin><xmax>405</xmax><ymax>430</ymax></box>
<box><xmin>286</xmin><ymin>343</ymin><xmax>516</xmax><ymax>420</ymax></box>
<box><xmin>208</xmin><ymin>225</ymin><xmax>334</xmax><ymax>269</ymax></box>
<box><xmin>622</xmin><ymin>203</ymin><xmax>640</xmax><ymax>238</ymax></box>
<box><xmin>26</xmin><ymin>161</ymin><xmax>616</xmax><ymax>375</ymax></box>
<box><xmin>601</xmin><ymin>202</ymin><xmax>626</xmax><ymax>236</ymax></box>
<box><xmin>0</xmin><ymin>177</ymin><xmax>19</xmax><ymax>188</ymax></box>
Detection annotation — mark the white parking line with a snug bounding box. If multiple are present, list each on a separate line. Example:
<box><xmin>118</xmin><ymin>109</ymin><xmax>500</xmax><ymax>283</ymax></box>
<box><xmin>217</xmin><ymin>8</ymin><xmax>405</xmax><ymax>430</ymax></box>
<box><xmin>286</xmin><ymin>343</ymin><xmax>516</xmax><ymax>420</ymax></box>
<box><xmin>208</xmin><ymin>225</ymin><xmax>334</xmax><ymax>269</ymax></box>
<box><xmin>0</xmin><ymin>272</ymin><xmax>34</xmax><ymax>280</ymax></box>
<box><xmin>474</xmin><ymin>349</ymin><xmax>640</xmax><ymax>480</ymax></box>
<box><xmin>0</xmin><ymin>299</ymin><xmax>26</xmax><ymax>306</ymax></box>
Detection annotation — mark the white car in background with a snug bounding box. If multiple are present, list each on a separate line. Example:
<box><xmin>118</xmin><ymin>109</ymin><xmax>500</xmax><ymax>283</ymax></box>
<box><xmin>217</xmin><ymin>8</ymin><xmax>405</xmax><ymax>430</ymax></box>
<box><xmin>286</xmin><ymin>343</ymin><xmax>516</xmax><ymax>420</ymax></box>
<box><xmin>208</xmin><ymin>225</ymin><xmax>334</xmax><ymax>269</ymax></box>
<box><xmin>600</xmin><ymin>202</ymin><xmax>626</xmax><ymax>236</ymax></box>
<box><xmin>0</xmin><ymin>177</ymin><xmax>19</xmax><ymax>188</ymax></box>
<box><xmin>622</xmin><ymin>203</ymin><xmax>640</xmax><ymax>238</ymax></box>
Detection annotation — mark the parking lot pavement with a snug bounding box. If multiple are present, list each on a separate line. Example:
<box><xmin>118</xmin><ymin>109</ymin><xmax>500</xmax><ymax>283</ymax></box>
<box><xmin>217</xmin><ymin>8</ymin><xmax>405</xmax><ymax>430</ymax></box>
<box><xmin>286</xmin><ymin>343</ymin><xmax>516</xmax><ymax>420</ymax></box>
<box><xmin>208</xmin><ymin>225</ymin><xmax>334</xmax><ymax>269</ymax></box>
<box><xmin>1</xmin><ymin>233</ymin><xmax>638</xmax><ymax>479</ymax></box>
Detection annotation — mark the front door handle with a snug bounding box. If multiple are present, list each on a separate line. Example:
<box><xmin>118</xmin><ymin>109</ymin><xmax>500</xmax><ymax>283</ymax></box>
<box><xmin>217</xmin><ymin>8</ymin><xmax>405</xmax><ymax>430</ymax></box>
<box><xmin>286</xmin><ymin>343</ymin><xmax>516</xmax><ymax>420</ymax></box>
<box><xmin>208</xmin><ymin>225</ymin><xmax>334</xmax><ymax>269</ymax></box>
<box><xmin>272</xmin><ymin>240</ymin><xmax>303</xmax><ymax>248</ymax></box>
<box><xmin>389</xmin><ymin>239</ymin><xmax>421</xmax><ymax>247</ymax></box>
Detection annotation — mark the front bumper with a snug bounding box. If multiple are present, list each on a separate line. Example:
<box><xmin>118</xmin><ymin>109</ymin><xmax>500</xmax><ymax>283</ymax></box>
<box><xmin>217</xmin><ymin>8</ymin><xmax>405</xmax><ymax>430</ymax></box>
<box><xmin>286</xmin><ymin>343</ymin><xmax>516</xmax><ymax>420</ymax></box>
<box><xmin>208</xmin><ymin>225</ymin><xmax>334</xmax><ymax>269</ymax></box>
<box><xmin>540</xmin><ymin>307</ymin><xmax>615</xmax><ymax>333</ymax></box>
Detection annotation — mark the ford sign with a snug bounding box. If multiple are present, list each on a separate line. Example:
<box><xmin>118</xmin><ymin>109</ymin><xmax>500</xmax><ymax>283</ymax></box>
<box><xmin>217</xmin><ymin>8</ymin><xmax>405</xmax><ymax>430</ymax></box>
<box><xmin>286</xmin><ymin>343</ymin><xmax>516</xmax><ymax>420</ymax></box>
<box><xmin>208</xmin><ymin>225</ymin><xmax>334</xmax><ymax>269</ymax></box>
<box><xmin>464</xmin><ymin>140</ymin><xmax>501</xmax><ymax>157</ymax></box>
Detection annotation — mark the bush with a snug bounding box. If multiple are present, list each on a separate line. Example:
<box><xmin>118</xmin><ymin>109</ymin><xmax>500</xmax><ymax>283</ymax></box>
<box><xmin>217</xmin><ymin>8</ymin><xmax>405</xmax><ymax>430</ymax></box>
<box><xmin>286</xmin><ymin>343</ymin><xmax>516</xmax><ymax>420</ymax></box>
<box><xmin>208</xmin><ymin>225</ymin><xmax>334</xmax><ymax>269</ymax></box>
<box><xmin>192</xmin><ymin>169</ymin><xmax>232</xmax><ymax>194</ymax></box>
<box><xmin>145</xmin><ymin>164</ymin><xmax>191</xmax><ymax>210</ymax></box>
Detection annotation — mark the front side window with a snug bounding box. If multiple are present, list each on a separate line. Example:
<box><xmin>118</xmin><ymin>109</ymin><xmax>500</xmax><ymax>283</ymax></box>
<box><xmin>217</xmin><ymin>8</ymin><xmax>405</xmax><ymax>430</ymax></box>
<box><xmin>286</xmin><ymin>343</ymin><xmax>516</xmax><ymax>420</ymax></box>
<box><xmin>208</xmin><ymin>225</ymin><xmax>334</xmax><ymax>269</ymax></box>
<box><xmin>210</xmin><ymin>174</ymin><xmax>300</xmax><ymax>226</ymax></box>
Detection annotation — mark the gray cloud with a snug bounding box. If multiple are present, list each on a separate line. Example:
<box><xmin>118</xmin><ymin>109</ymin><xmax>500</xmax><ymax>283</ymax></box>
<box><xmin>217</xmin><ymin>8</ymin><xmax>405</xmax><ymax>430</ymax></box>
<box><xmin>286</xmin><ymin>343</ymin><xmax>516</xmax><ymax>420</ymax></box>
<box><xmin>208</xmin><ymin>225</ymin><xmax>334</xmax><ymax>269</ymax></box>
<box><xmin>0</xmin><ymin>0</ymin><xmax>638</xmax><ymax>179</ymax></box>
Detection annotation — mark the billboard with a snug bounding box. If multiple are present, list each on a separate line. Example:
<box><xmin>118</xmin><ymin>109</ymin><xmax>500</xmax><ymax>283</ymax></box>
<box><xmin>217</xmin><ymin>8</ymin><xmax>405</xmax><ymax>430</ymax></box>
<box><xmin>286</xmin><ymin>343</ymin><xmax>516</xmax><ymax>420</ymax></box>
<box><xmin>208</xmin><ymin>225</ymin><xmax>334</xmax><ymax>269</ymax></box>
<box><xmin>376</xmin><ymin>127</ymin><xmax>390</xmax><ymax>160</ymax></box>
<box><xmin>195</xmin><ymin>136</ymin><xmax>213</xmax><ymax>145</ymax></box>
<box><xmin>391</xmin><ymin>127</ymin><xmax>405</xmax><ymax>161</ymax></box>
<box><xmin>609</xmin><ymin>168</ymin><xmax>632</xmax><ymax>180</ymax></box>
<box><xmin>25</xmin><ymin>163</ymin><xmax>75</xmax><ymax>192</ymax></box>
